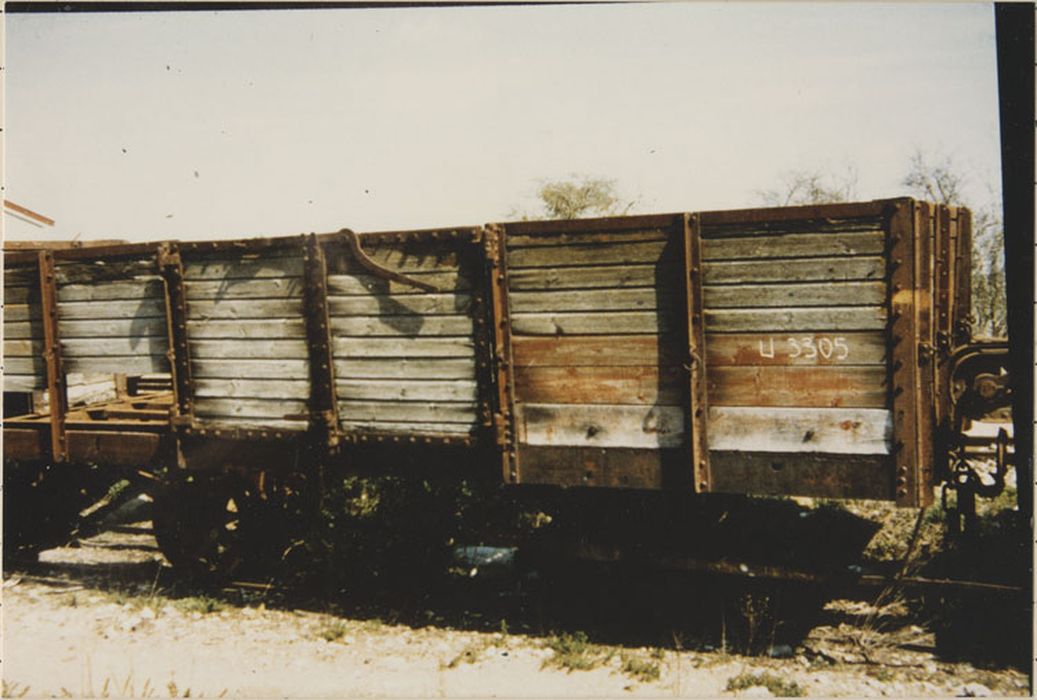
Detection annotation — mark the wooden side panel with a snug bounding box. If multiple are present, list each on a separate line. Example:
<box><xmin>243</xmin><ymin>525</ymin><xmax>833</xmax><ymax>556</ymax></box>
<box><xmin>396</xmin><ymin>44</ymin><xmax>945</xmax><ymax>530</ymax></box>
<box><xmin>54</xmin><ymin>259</ymin><xmax>171</xmax><ymax>376</ymax></box>
<box><xmin>4</xmin><ymin>264</ymin><xmax>46</xmax><ymax>390</ymax></box>
<box><xmin>326</xmin><ymin>235</ymin><xmax>480</xmax><ymax>436</ymax></box>
<box><xmin>182</xmin><ymin>250</ymin><xmax>310</xmax><ymax>430</ymax></box>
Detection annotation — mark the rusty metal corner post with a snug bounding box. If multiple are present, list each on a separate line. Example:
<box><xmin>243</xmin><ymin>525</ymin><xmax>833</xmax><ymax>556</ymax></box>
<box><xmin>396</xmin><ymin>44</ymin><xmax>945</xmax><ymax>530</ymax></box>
<box><xmin>466</xmin><ymin>228</ymin><xmax>497</xmax><ymax>440</ymax></box>
<box><xmin>301</xmin><ymin>234</ymin><xmax>340</xmax><ymax>452</ymax></box>
<box><xmin>484</xmin><ymin>223</ymin><xmax>519</xmax><ymax>484</ymax></box>
<box><xmin>682</xmin><ymin>213</ymin><xmax>711</xmax><ymax>493</ymax></box>
<box><xmin>37</xmin><ymin>250</ymin><xmax>68</xmax><ymax>462</ymax></box>
<box><xmin>157</xmin><ymin>243</ymin><xmax>195</xmax><ymax>426</ymax></box>
<box><xmin>887</xmin><ymin>199</ymin><xmax>927</xmax><ymax>507</ymax></box>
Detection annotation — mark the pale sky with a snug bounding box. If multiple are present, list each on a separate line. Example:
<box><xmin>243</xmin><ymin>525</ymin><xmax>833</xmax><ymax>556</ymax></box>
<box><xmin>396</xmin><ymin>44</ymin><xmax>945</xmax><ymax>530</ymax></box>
<box><xmin>5</xmin><ymin>3</ymin><xmax>1001</xmax><ymax>241</ymax></box>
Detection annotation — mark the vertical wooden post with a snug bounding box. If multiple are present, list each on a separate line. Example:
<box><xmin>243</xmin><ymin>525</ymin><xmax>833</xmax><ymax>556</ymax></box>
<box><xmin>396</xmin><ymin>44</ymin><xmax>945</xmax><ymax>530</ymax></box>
<box><xmin>158</xmin><ymin>243</ymin><xmax>195</xmax><ymax>424</ymax></box>
<box><xmin>301</xmin><ymin>234</ymin><xmax>340</xmax><ymax>450</ymax></box>
<box><xmin>485</xmin><ymin>224</ymin><xmax>518</xmax><ymax>484</ymax></box>
<box><xmin>37</xmin><ymin>251</ymin><xmax>67</xmax><ymax>462</ymax></box>
<box><xmin>682</xmin><ymin>213</ymin><xmax>711</xmax><ymax>493</ymax></box>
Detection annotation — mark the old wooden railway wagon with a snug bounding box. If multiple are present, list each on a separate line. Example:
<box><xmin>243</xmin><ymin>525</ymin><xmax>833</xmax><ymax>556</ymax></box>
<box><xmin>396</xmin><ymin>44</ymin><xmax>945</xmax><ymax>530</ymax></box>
<box><xmin>5</xmin><ymin>198</ymin><xmax>1003</xmax><ymax>570</ymax></box>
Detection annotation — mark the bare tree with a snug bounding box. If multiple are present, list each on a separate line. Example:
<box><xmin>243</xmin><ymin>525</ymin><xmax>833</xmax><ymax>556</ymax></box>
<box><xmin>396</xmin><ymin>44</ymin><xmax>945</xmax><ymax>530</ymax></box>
<box><xmin>901</xmin><ymin>150</ymin><xmax>1006</xmax><ymax>337</ymax></box>
<box><xmin>757</xmin><ymin>165</ymin><xmax>859</xmax><ymax>206</ymax></box>
<box><xmin>513</xmin><ymin>175</ymin><xmax>636</xmax><ymax>221</ymax></box>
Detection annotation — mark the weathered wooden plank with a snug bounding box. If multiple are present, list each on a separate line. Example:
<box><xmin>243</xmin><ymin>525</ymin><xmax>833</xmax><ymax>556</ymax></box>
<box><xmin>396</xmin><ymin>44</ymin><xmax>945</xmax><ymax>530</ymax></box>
<box><xmin>507</xmin><ymin>229</ymin><xmax>671</xmax><ymax>248</ymax></box>
<box><xmin>184</xmin><ymin>277</ymin><xmax>305</xmax><ymax>300</ymax></box>
<box><xmin>704</xmin><ymin>332</ymin><xmax>887</xmax><ymax>366</ymax></box>
<box><xmin>4</xmin><ymin>321</ymin><xmax>45</xmax><ymax>340</ymax></box>
<box><xmin>4</xmin><ymin>340</ymin><xmax>43</xmax><ymax>357</ymax></box>
<box><xmin>57</xmin><ymin>280</ymin><xmax>165</xmax><ymax>303</ymax></box>
<box><xmin>57</xmin><ymin>318</ymin><xmax>168</xmax><ymax>339</ymax></box>
<box><xmin>63</xmin><ymin>355</ymin><xmax>170</xmax><ymax>375</ymax></box>
<box><xmin>701</xmin><ymin>219</ymin><xmax>884</xmax><ymax>238</ymax></box>
<box><xmin>709</xmin><ymin>366</ymin><xmax>888</xmax><ymax>408</ymax></box>
<box><xmin>508</xmin><ymin>241</ymin><xmax>672</xmax><ymax>268</ymax></box>
<box><xmin>192</xmin><ymin>358</ymin><xmax>310</xmax><ymax>379</ymax></box>
<box><xmin>66</xmin><ymin>431</ymin><xmax>165</xmax><ymax>467</ymax></box>
<box><xmin>61</xmin><ymin>337</ymin><xmax>169</xmax><ymax>357</ymax></box>
<box><xmin>327</xmin><ymin>246</ymin><xmax>463</xmax><ymax>275</ymax></box>
<box><xmin>55</xmin><ymin>299</ymin><xmax>167</xmax><ymax>320</ymax></box>
<box><xmin>190</xmin><ymin>416</ymin><xmax>306</xmax><ymax>431</ymax></box>
<box><xmin>183</xmin><ymin>257</ymin><xmax>304</xmax><ymax>280</ymax></box>
<box><xmin>515</xmin><ymin>403</ymin><xmax>686</xmax><ymax>449</ymax></box>
<box><xmin>514</xmin><ymin>365</ymin><xmax>684</xmax><ymax>405</ymax></box>
<box><xmin>186</xmin><ymin>298</ymin><xmax>303</xmax><ymax>319</ymax></box>
<box><xmin>336</xmin><ymin>378</ymin><xmax>478</xmax><ymax>402</ymax></box>
<box><xmin>509</xmin><ymin>288</ymin><xmax>673</xmax><ymax>313</ymax></box>
<box><xmin>340</xmin><ymin>420</ymin><xmax>474</xmax><ymax>435</ymax></box>
<box><xmin>337</xmin><ymin>400</ymin><xmax>478</xmax><ymax>423</ymax></box>
<box><xmin>327</xmin><ymin>293</ymin><xmax>472</xmax><ymax>316</ymax></box>
<box><xmin>3</xmin><ymin>268</ymin><xmax>38</xmax><ymax>287</ymax></box>
<box><xmin>333</xmin><ymin>337</ymin><xmax>475</xmax><ymax>358</ymax></box>
<box><xmin>54</xmin><ymin>259</ymin><xmax>157</xmax><ymax>285</ymax></box>
<box><xmin>512</xmin><ymin>335</ymin><xmax>677</xmax><ymax>368</ymax></box>
<box><xmin>705</xmin><ymin>307</ymin><xmax>887</xmax><ymax>333</ymax></box>
<box><xmin>512</xmin><ymin>311</ymin><xmax>672</xmax><ymax>336</ymax></box>
<box><xmin>703</xmin><ymin>256</ymin><xmax>885</xmax><ymax>285</ymax></box>
<box><xmin>4</xmin><ymin>356</ymin><xmax>46</xmax><ymax>375</ymax></box>
<box><xmin>194</xmin><ymin>397</ymin><xmax>309</xmax><ymax>419</ymax></box>
<box><xmin>333</xmin><ymin>357</ymin><xmax>476</xmax><ymax>380</ymax></box>
<box><xmin>517</xmin><ymin>446</ymin><xmax>686</xmax><ymax>490</ymax></box>
<box><xmin>330</xmin><ymin>314</ymin><xmax>473</xmax><ymax>337</ymax></box>
<box><xmin>326</xmin><ymin>271</ymin><xmax>470</xmax><ymax>296</ymax></box>
<box><xmin>3</xmin><ymin>286</ymin><xmax>39</xmax><ymax>305</ymax></box>
<box><xmin>709</xmin><ymin>451</ymin><xmax>893</xmax><ymax>500</ymax></box>
<box><xmin>189</xmin><ymin>339</ymin><xmax>309</xmax><ymax>360</ymax></box>
<box><xmin>3</xmin><ymin>374</ymin><xmax>44</xmax><ymax>392</ymax></box>
<box><xmin>508</xmin><ymin>264</ymin><xmax>678</xmax><ymax>292</ymax></box>
<box><xmin>707</xmin><ymin>406</ymin><xmax>891</xmax><ymax>454</ymax></box>
<box><xmin>702</xmin><ymin>231</ymin><xmax>884</xmax><ymax>261</ymax></box>
<box><xmin>186</xmin><ymin>318</ymin><xmax>307</xmax><ymax>339</ymax></box>
<box><xmin>195</xmin><ymin>378</ymin><xmax>311</xmax><ymax>400</ymax></box>
<box><xmin>3</xmin><ymin>304</ymin><xmax>42</xmax><ymax>322</ymax></box>
<box><xmin>703</xmin><ymin>281</ymin><xmax>886</xmax><ymax>309</ymax></box>
<box><xmin>3</xmin><ymin>428</ymin><xmax>47</xmax><ymax>461</ymax></box>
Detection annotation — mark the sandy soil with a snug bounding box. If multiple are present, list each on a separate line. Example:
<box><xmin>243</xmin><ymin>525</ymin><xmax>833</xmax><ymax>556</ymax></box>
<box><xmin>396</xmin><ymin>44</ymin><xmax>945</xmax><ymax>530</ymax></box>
<box><xmin>2</xmin><ymin>524</ymin><xmax>1029</xmax><ymax>699</ymax></box>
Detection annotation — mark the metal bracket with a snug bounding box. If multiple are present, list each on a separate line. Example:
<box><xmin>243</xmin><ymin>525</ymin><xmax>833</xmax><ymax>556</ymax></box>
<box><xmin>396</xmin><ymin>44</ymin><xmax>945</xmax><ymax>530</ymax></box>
<box><xmin>157</xmin><ymin>243</ymin><xmax>195</xmax><ymax>420</ymax></box>
<box><xmin>682</xmin><ymin>213</ymin><xmax>711</xmax><ymax>493</ymax></box>
<box><xmin>37</xmin><ymin>251</ymin><xmax>68</xmax><ymax>463</ymax></box>
<box><xmin>301</xmin><ymin>234</ymin><xmax>341</xmax><ymax>449</ymax></box>
<box><xmin>337</xmin><ymin>227</ymin><xmax>439</xmax><ymax>293</ymax></box>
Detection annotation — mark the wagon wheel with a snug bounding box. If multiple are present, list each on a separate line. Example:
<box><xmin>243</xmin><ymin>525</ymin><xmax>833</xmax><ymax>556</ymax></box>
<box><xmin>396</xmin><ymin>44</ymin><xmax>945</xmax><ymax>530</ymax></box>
<box><xmin>152</xmin><ymin>474</ymin><xmax>262</xmax><ymax>582</ymax></box>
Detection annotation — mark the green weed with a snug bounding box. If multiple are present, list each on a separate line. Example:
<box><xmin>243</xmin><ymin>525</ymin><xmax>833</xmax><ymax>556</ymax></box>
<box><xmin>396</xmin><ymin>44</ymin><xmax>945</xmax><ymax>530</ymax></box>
<box><xmin>542</xmin><ymin>631</ymin><xmax>614</xmax><ymax>672</ymax></box>
<box><xmin>726</xmin><ymin>671</ymin><xmax>805</xmax><ymax>697</ymax></box>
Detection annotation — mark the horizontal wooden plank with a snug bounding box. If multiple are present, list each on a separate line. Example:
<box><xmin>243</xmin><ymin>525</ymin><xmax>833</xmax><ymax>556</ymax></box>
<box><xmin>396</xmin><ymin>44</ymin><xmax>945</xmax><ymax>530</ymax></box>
<box><xmin>708</xmin><ymin>366</ymin><xmax>888</xmax><ymax>408</ymax></box>
<box><xmin>3</xmin><ymin>429</ymin><xmax>47</xmax><ymax>461</ymax></box>
<box><xmin>189</xmin><ymin>417</ymin><xmax>307</xmax><ymax>431</ymax></box>
<box><xmin>340</xmin><ymin>420</ymin><xmax>474</xmax><ymax>435</ymax></box>
<box><xmin>707</xmin><ymin>406</ymin><xmax>891</xmax><ymax>454</ymax></box>
<box><xmin>67</xmin><ymin>431</ymin><xmax>165</xmax><ymax>467</ymax></box>
<box><xmin>709</xmin><ymin>452</ymin><xmax>893</xmax><ymax>500</ymax></box>
<box><xmin>189</xmin><ymin>339</ymin><xmax>309</xmax><ymax>360</ymax></box>
<box><xmin>514</xmin><ymin>365</ymin><xmax>684</xmax><ymax>405</ymax></box>
<box><xmin>337</xmin><ymin>400</ymin><xmax>478</xmax><ymax>423</ymax></box>
<box><xmin>517</xmin><ymin>446</ymin><xmax>686</xmax><ymax>490</ymax></box>
<box><xmin>3</xmin><ymin>374</ymin><xmax>44</xmax><ymax>392</ymax></box>
<box><xmin>183</xmin><ymin>256</ymin><xmax>304</xmax><ymax>280</ymax></box>
<box><xmin>705</xmin><ymin>307</ymin><xmax>887</xmax><ymax>332</ymax></box>
<box><xmin>194</xmin><ymin>397</ymin><xmax>309</xmax><ymax>420</ymax></box>
<box><xmin>333</xmin><ymin>357</ymin><xmax>476</xmax><ymax>380</ymax></box>
<box><xmin>701</xmin><ymin>219</ymin><xmax>884</xmax><ymax>238</ymax></box>
<box><xmin>56</xmin><ymin>299</ymin><xmax>167</xmax><ymax>320</ymax></box>
<box><xmin>508</xmin><ymin>240</ymin><xmax>673</xmax><ymax>269</ymax></box>
<box><xmin>327</xmin><ymin>246</ymin><xmax>463</xmax><ymax>275</ymax></box>
<box><xmin>702</xmin><ymin>231</ymin><xmax>884</xmax><ymax>261</ymax></box>
<box><xmin>191</xmin><ymin>358</ymin><xmax>310</xmax><ymax>379</ymax></box>
<box><xmin>336</xmin><ymin>378</ymin><xmax>478</xmax><ymax>402</ymax></box>
<box><xmin>186</xmin><ymin>318</ymin><xmax>307</xmax><ymax>339</ymax></box>
<box><xmin>64</xmin><ymin>355</ymin><xmax>170</xmax><ymax>375</ymax></box>
<box><xmin>508</xmin><ymin>264</ymin><xmax>677</xmax><ymax>292</ymax></box>
<box><xmin>186</xmin><ymin>299</ymin><xmax>302</xmax><ymax>320</ymax></box>
<box><xmin>4</xmin><ymin>304</ymin><xmax>42</xmax><ymax>322</ymax></box>
<box><xmin>704</xmin><ymin>332</ymin><xmax>887</xmax><ymax>366</ymax></box>
<box><xmin>57</xmin><ymin>318</ymin><xmax>168</xmax><ymax>339</ymax></box>
<box><xmin>195</xmin><ymin>378</ymin><xmax>311</xmax><ymax>400</ymax></box>
<box><xmin>703</xmin><ymin>281</ymin><xmax>886</xmax><ymax>309</ymax></box>
<box><xmin>3</xmin><ymin>268</ymin><xmax>39</xmax><ymax>286</ymax></box>
<box><xmin>509</xmin><ymin>288</ymin><xmax>671</xmax><ymax>314</ymax></box>
<box><xmin>3</xmin><ymin>357</ymin><xmax>45</xmax><ymax>375</ymax></box>
<box><xmin>326</xmin><ymin>271</ymin><xmax>470</xmax><ymax>296</ymax></box>
<box><xmin>333</xmin><ymin>337</ymin><xmax>475</xmax><ymax>358</ymax></box>
<box><xmin>4</xmin><ymin>340</ymin><xmax>43</xmax><ymax>357</ymax></box>
<box><xmin>57</xmin><ymin>280</ymin><xmax>165</xmax><ymax>303</ymax></box>
<box><xmin>61</xmin><ymin>337</ymin><xmax>169</xmax><ymax>357</ymax></box>
<box><xmin>515</xmin><ymin>403</ymin><xmax>686</xmax><ymax>449</ymax></box>
<box><xmin>4</xmin><ymin>321</ymin><xmax>44</xmax><ymax>340</ymax></box>
<box><xmin>512</xmin><ymin>311</ymin><xmax>672</xmax><ymax>336</ymax></box>
<box><xmin>327</xmin><ymin>293</ymin><xmax>471</xmax><ymax>316</ymax></box>
<box><xmin>184</xmin><ymin>277</ymin><xmax>305</xmax><ymax>300</ymax></box>
<box><xmin>3</xmin><ymin>286</ymin><xmax>39</xmax><ymax>305</ymax></box>
<box><xmin>54</xmin><ymin>259</ymin><xmax>157</xmax><ymax>285</ymax></box>
<box><xmin>512</xmin><ymin>335</ymin><xmax>679</xmax><ymax>368</ymax></box>
<box><xmin>507</xmin><ymin>228</ymin><xmax>671</xmax><ymax>248</ymax></box>
<box><xmin>330</xmin><ymin>314</ymin><xmax>473</xmax><ymax>337</ymax></box>
<box><xmin>703</xmin><ymin>256</ymin><xmax>886</xmax><ymax>285</ymax></box>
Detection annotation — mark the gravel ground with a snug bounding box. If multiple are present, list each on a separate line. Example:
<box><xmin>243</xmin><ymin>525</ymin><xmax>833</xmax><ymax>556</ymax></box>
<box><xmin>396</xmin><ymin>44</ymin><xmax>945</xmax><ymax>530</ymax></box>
<box><xmin>2</xmin><ymin>523</ymin><xmax>1029</xmax><ymax>698</ymax></box>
